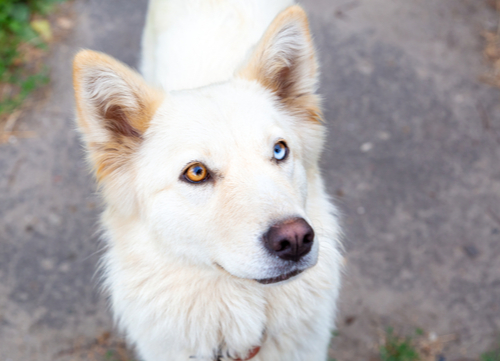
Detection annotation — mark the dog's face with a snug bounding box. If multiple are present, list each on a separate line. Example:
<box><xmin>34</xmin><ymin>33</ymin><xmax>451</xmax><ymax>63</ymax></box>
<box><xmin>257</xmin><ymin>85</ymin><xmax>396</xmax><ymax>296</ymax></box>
<box><xmin>73</xmin><ymin>6</ymin><xmax>324</xmax><ymax>283</ymax></box>
<box><xmin>137</xmin><ymin>80</ymin><xmax>323</xmax><ymax>282</ymax></box>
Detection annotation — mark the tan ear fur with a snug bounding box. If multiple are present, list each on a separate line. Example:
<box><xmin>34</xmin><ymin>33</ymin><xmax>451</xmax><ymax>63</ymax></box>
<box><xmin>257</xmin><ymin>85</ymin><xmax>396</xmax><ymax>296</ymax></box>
<box><xmin>73</xmin><ymin>50</ymin><xmax>164</xmax><ymax>181</ymax></box>
<box><xmin>239</xmin><ymin>5</ymin><xmax>322</xmax><ymax>122</ymax></box>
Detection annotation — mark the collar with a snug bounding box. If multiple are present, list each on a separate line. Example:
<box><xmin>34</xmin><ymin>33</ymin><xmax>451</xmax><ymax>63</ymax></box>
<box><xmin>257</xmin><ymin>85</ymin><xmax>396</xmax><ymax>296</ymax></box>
<box><xmin>233</xmin><ymin>346</ymin><xmax>260</xmax><ymax>360</ymax></box>
<box><xmin>190</xmin><ymin>346</ymin><xmax>261</xmax><ymax>361</ymax></box>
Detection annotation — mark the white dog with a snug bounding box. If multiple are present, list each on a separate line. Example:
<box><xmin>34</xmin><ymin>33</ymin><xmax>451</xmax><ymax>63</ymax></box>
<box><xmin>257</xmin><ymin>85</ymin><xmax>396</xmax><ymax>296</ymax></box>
<box><xmin>73</xmin><ymin>0</ymin><xmax>342</xmax><ymax>360</ymax></box>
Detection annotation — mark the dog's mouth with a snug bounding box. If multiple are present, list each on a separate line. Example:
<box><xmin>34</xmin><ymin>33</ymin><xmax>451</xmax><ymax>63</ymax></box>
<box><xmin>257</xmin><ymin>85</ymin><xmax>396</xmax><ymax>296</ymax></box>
<box><xmin>214</xmin><ymin>263</ymin><xmax>305</xmax><ymax>285</ymax></box>
<box><xmin>256</xmin><ymin>269</ymin><xmax>303</xmax><ymax>284</ymax></box>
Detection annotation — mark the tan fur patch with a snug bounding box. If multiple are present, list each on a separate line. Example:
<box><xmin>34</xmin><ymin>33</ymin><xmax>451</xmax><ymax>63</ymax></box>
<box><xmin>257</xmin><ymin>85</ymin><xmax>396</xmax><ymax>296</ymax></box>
<box><xmin>239</xmin><ymin>5</ymin><xmax>322</xmax><ymax>123</ymax></box>
<box><xmin>73</xmin><ymin>50</ymin><xmax>164</xmax><ymax>181</ymax></box>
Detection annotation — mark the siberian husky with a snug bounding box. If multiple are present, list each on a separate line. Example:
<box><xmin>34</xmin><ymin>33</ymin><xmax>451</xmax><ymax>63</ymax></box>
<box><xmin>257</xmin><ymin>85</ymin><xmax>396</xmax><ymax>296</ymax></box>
<box><xmin>73</xmin><ymin>0</ymin><xmax>342</xmax><ymax>360</ymax></box>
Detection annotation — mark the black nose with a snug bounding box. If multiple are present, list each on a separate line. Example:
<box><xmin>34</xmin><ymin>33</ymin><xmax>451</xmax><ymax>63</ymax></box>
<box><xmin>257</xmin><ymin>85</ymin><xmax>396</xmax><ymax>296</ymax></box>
<box><xmin>263</xmin><ymin>218</ymin><xmax>314</xmax><ymax>262</ymax></box>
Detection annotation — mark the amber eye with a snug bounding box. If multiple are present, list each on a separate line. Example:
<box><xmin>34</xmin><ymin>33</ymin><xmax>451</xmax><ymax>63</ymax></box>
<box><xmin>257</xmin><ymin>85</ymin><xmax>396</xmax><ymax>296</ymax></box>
<box><xmin>184</xmin><ymin>163</ymin><xmax>209</xmax><ymax>183</ymax></box>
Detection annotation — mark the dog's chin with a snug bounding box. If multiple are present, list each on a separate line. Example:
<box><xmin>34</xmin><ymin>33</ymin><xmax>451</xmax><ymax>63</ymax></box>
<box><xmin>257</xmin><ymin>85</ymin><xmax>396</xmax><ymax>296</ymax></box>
<box><xmin>255</xmin><ymin>269</ymin><xmax>304</xmax><ymax>285</ymax></box>
<box><xmin>215</xmin><ymin>263</ymin><xmax>308</xmax><ymax>285</ymax></box>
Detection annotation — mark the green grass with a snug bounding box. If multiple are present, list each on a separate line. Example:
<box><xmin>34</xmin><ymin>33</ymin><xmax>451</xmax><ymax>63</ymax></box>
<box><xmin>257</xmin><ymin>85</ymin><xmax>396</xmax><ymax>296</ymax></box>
<box><xmin>0</xmin><ymin>68</ymin><xmax>49</xmax><ymax>115</ymax></box>
<box><xmin>481</xmin><ymin>342</ymin><xmax>500</xmax><ymax>361</ymax></box>
<box><xmin>328</xmin><ymin>329</ymin><xmax>339</xmax><ymax>361</ymax></box>
<box><xmin>0</xmin><ymin>0</ymin><xmax>65</xmax><ymax>117</ymax></box>
<box><xmin>104</xmin><ymin>350</ymin><xmax>116</xmax><ymax>361</ymax></box>
<box><xmin>379</xmin><ymin>328</ymin><xmax>420</xmax><ymax>361</ymax></box>
<box><xmin>103</xmin><ymin>349</ymin><xmax>136</xmax><ymax>361</ymax></box>
<box><xmin>104</xmin><ymin>350</ymin><xmax>121</xmax><ymax>361</ymax></box>
<box><xmin>377</xmin><ymin>328</ymin><xmax>500</xmax><ymax>361</ymax></box>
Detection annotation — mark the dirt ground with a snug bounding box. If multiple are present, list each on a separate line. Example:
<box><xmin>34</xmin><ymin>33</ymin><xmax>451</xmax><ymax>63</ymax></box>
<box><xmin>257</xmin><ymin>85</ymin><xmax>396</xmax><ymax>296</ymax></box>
<box><xmin>0</xmin><ymin>0</ymin><xmax>499</xmax><ymax>360</ymax></box>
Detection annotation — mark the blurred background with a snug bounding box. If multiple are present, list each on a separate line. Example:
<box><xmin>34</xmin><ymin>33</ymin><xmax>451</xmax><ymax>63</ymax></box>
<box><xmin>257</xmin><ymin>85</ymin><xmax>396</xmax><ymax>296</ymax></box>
<box><xmin>0</xmin><ymin>0</ymin><xmax>499</xmax><ymax>360</ymax></box>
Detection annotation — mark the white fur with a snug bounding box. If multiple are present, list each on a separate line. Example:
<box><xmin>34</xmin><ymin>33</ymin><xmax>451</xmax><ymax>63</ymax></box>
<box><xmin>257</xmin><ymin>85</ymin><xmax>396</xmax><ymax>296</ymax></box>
<box><xmin>141</xmin><ymin>0</ymin><xmax>293</xmax><ymax>91</ymax></box>
<box><xmin>74</xmin><ymin>1</ymin><xmax>343</xmax><ymax>360</ymax></box>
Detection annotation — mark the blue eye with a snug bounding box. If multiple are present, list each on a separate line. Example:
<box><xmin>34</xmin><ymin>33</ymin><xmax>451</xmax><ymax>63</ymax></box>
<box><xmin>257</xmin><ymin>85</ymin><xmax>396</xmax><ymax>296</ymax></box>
<box><xmin>273</xmin><ymin>141</ymin><xmax>288</xmax><ymax>161</ymax></box>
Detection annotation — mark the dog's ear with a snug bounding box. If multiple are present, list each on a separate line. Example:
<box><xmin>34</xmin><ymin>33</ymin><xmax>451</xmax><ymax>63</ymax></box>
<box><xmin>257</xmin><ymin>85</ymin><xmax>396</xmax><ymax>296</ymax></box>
<box><xmin>73</xmin><ymin>50</ymin><xmax>163</xmax><ymax>181</ymax></box>
<box><xmin>239</xmin><ymin>5</ymin><xmax>321</xmax><ymax>121</ymax></box>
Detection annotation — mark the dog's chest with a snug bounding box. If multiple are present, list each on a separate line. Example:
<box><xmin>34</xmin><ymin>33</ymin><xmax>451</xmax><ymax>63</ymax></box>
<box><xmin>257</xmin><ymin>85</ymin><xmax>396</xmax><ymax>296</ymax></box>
<box><xmin>109</xmin><ymin>255</ymin><xmax>327</xmax><ymax>360</ymax></box>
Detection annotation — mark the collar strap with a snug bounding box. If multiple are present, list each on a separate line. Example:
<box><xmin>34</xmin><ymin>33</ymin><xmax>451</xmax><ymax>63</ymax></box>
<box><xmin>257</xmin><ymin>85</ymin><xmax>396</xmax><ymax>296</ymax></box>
<box><xmin>233</xmin><ymin>346</ymin><xmax>260</xmax><ymax>360</ymax></box>
<box><xmin>190</xmin><ymin>346</ymin><xmax>261</xmax><ymax>361</ymax></box>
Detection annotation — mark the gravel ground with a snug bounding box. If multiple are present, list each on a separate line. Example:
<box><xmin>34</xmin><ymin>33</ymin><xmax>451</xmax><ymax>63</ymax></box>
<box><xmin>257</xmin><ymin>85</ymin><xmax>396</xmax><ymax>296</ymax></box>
<box><xmin>0</xmin><ymin>0</ymin><xmax>499</xmax><ymax>360</ymax></box>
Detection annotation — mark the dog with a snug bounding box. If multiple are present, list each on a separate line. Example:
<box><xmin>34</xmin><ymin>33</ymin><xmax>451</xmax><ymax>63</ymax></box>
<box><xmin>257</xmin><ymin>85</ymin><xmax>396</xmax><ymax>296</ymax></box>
<box><xmin>72</xmin><ymin>0</ymin><xmax>342</xmax><ymax>360</ymax></box>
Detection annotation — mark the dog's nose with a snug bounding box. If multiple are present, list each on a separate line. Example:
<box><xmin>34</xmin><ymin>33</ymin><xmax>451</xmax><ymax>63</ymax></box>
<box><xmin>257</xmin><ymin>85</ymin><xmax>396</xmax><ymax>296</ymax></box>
<box><xmin>263</xmin><ymin>218</ymin><xmax>314</xmax><ymax>262</ymax></box>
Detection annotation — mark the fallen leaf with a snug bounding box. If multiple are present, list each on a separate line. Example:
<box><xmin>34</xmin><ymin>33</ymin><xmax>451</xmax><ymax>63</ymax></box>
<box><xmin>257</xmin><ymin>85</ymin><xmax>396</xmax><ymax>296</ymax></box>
<box><xmin>31</xmin><ymin>19</ymin><xmax>52</xmax><ymax>42</ymax></box>
<box><xmin>57</xmin><ymin>17</ymin><xmax>73</xmax><ymax>29</ymax></box>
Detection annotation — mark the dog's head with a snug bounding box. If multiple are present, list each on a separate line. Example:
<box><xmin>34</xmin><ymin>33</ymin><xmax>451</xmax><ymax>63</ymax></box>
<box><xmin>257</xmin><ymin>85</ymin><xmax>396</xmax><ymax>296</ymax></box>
<box><xmin>74</xmin><ymin>6</ymin><xmax>325</xmax><ymax>284</ymax></box>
